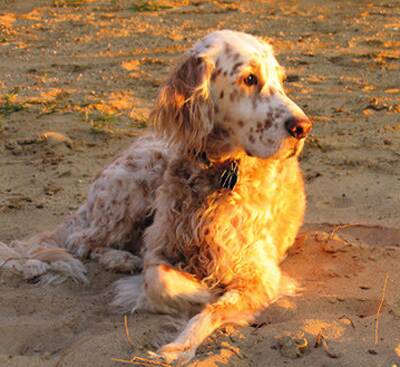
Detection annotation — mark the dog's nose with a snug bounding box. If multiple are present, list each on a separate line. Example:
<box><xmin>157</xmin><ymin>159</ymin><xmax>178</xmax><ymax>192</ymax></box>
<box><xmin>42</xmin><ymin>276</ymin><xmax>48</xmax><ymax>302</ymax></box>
<box><xmin>284</xmin><ymin>117</ymin><xmax>312</xmax><ymax>139</ymax></box>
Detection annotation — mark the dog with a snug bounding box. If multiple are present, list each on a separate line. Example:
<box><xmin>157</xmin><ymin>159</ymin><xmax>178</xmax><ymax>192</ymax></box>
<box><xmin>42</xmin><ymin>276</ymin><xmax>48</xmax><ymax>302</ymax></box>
<box><xmin>0</xmin><ymin>30</ymin><xmax>312</xmax><ymax>364</ymax></box>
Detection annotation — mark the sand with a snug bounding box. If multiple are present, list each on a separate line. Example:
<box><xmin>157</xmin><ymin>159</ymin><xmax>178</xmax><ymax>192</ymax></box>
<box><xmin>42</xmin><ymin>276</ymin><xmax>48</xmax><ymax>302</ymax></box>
<box><xmin>0</xmin><ymin>1</ymin><xmax>399</xmax><ymax>366</ymax></box>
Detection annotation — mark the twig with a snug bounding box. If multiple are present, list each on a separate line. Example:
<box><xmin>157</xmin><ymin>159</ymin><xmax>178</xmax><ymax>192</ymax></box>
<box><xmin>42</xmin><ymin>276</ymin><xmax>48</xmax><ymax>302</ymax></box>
<box><xmin>113</xmin><ymin>360</ymin><xmax>159</xmax><ymax>367</ymax></box>
<box><xmin>124</xmin><ymin>314</ymin><xmax>134</xmax><ymax>348</ymax></box>
<box><xmin>111</xmin><ymin>357</ymin><xmax>157</xmax><ymax>366</ymax></box>
<box><xmin>112</xmin><ymin>316</ymin><xmax>172</xmax><ymax>367</ymax></box>
<box><xmin>374</xmin><ymin>273</ymin><xmax>389</xmax><ymax>345</ymax></box>
<box><xmin>315</xmin><ymin>332</ymin><xmax>341</xmax><ymax>358</ymax></box>
<box><xmin>328</xmin><ymin>223</ymin><xmax>363</xmax><ymax>241</ymax></box>
<box><xmin>338</xmin><ymin>315</ymin><xmax>355</xmax><ymax>328</ymax></box>
<box><xmin>111</xmin><ymin>356</ymin><xmax>172</xmax><ymax>367</ymax></box>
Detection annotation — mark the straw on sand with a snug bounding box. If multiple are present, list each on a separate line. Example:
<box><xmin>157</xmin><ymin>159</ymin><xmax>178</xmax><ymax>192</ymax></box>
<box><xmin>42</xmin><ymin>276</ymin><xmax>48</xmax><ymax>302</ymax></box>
<box><xmin>112</xmin><ymin>315</ymin><xmax>173</xmax><ymax>367</ymax></box>
<box><xmin>374</xmin><ymin>273</ymin><xmax>389</xmax><ymax>345</ymax></box>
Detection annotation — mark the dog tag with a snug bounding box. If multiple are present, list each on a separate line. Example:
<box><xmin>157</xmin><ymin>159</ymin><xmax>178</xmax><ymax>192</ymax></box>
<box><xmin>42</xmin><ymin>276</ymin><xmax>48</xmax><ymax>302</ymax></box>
<box><xmin>219</xmin><ymin>160</ymin><xmax>239</xmax><ymax>190</ymax></box>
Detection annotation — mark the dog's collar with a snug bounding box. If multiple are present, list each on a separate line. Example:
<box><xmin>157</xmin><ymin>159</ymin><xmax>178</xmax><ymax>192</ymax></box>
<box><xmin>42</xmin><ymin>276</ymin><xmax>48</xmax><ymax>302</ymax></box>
<box><xmin>196</xmin><ymin>152</ymin><xmax>239</xmax><ymax>191</ymax></box>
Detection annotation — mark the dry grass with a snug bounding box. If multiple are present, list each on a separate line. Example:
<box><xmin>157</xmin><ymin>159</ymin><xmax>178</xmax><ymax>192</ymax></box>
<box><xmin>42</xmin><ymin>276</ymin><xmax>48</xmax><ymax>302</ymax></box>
<box><xmin>85</xmin><ymin>111</ymin><xmax>120</xmax><ymax>135</ymax></box>
<box><xmin>130</xmin><ymin>0</ymin><xmax>172</xmax><ymax>12</ymax></box>
<box><xmin>0</xmin><ymin>93</ymin><xmax>24</xmax><ymax>116</ymax></box>
<box><xmin>111</xmin><ymin>315</ymin><xmax>173</xmax><ymax>367</ymax></box>
<box><xmin>374</xmin><ymin>273</ymin><xmax>389</xmax><ymax>345</ymax></box>
<box><xmin>52</xmin><ymin>0</ymin><xmax>87</xmax><ymax>7</ymax></box>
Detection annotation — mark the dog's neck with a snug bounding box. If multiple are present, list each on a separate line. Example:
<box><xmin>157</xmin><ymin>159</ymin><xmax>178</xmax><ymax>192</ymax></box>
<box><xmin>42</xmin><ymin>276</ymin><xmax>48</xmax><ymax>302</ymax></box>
<box><xmin>203</xmin><ymin>129</ymin><xmax>287</xmax><ymax>168</ymax></box>
<box><xmin>195</xmin><ymin>134</ymin><xmax>292</xmax><ymax>191</ymax></box>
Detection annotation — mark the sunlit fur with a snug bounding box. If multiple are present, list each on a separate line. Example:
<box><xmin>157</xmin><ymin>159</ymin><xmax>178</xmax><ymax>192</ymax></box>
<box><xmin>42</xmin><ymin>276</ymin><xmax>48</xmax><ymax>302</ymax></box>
<box><xmin>0</xmin><ymin>30</ymin><xmax>311</xmax><ymax>364</ymax></box>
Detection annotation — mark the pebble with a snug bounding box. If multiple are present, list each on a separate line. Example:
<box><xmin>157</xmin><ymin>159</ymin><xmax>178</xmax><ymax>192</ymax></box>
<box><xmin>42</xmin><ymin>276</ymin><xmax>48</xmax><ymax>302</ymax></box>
<box><xmin>277</xmin><ymin>335</ymin><xmax>310</xmax><ymax>359</ymax></box>
<box><xmin>39</xmin><ymin>131</ymin><xmax>73</xmax><ymax>148</ymax></box>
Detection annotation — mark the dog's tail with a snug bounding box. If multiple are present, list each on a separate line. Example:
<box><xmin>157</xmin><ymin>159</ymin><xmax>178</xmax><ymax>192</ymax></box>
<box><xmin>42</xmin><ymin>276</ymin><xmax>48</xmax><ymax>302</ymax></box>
<box><xmin>0</xmin><ymin>224</ymin><xmax>88</xmax><ymax>284</ymax></box>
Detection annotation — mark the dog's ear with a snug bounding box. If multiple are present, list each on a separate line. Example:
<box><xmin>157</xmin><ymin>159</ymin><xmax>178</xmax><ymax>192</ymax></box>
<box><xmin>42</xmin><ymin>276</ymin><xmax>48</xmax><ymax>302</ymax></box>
<box><xmin>150</xmin><ymin>55</ymin><xmax>214</xmax><ymax>155</ymax></box>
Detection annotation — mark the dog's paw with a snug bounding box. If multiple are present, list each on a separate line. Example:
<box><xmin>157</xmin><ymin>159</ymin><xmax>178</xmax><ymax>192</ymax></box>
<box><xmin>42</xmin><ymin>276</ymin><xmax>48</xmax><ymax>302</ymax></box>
<box><xmin>22</xmin><ymin>256</ymin><xmax>88</xmax><ymax>285</ymax></box>
<box><xmin>23</xmin><ymin>259</ymin><xmax>50</xmax><ymax>280</ymax></box>
<box><xmin>157</xmin><ymin>342</ymin><xmax>196</xmax><ymax>366</ymax></box>
<box><xmin>94</xmin><ymin>249</ymin><xmax>142</xmax><ymax>273</ymax></box>
<box><xmin>50</xmin><ymin>258</ymin><xmax>88</xmax><ymax>283</ymax></box>
<box><xmin>73</xmin><ymin>243</ymin><xmax>90</xmax><ymax>259</ymax></box>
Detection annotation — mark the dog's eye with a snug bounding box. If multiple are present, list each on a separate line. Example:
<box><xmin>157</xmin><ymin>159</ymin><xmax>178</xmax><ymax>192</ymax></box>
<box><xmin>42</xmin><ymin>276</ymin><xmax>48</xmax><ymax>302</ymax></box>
<box><xmin>244</xmin><ymin>74</ymin><xmax>258</xmax><ymax>86</ymax></box>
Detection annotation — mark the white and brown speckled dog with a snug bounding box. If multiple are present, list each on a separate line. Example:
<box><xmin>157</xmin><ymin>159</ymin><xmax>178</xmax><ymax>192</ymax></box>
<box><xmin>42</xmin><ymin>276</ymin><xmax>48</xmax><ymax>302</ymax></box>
<box><xmin>0</xmin><ymin>30</ymin><xmax>311</xmax><ymax>364</ymax></box>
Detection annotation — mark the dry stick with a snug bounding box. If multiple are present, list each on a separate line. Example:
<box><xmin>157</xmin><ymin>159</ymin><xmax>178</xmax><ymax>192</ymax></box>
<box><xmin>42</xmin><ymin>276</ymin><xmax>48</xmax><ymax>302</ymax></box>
<box><xmin>111</xmin><ymin>356</ymin><xmax>172</xmax><ymax>367</ymax></box>
<box><xmin>328</xmin><ymin>223</ymin><xmax>363</xmax><ymax>240</ymax></box>
<box><xmin>112</xmin><ymin>316</ymin><xmax>172</xmax><ymax>367</ymax></box>
<box><xmin>124</xmin><ymin>314</ymin><xmax>134</xmax><ymax>348</ymax></box>
<box><xmin>374</xmin><ymin>273</ymin><xmax>389</xmax><ymax>345</ymax></box>
<box><xmin>111</xmin><ymin>358</ymin><xmax>155</xmax><ymax>366</ymax></box>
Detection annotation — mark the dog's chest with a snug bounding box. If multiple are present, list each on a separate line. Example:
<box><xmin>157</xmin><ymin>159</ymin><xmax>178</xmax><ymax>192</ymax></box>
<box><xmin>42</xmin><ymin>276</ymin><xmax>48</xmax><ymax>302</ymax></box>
<box><xmin>163</xmin><ymin>158</ymin><xmax>304</xmax><ymax>282</ymax></box>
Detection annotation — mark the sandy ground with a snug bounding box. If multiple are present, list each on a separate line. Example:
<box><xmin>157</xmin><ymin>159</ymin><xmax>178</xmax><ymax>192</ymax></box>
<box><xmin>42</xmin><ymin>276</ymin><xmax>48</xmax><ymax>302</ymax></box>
<box><xmin>0</xmin><ymin>0</ymin><xmax>399</xmax><ymax>366</ymax></box>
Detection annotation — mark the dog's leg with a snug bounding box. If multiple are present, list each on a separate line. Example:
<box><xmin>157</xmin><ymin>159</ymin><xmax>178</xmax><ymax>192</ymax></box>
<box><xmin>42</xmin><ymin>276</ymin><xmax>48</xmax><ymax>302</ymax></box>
<box><xmin>156</xmin><ymin>290</ymin><xmax>254</xmax><ymax>364</ymax></box>
<box><xmin>0</xmin><ymin>240</ymin><xmax>88</xmax><ymax>284</ymax></box>
<box><xmin>0</xmin><ymin>215</ymin><xmax>91</xmax><ymax>284</ymax></box>
<box><xmin>111</xmin><ymin>264</ymin><xmax>215</xmax><ymax>315</ymax></box>
<box><xmin>31</xmin><ymin>247</ymin><xmax>88</xmax><ymax>284</ymax></box>
<box><xmin>157</xmin><ymin>259</ymin><xmax>293</xmax><ymax>364</ymax></box>
<box><xmin>1</xmin><ymin>137</ymin><xmax>168</xmax><ymax>284</ymax></box>
<box><xmin>111</xmin><ymin>275</ymin><xmax>147</xmax><ymax>314</ymax></box>
<box><xmin>144</xmin><ymin>264</ymin><xmax>215</xmax><ymax>313</ymax></box>
<box><xmin>90</xmin><ymin>248</ymin><xmax>142</xmax><ymax>273</ymax></box>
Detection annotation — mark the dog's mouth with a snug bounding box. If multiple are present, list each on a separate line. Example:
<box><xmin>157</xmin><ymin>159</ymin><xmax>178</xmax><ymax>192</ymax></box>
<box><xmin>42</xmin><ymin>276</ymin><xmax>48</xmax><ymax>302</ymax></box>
<box><xmin>285</xmin><ymin>149</ymin><xmax>298</xmax><ymax>159</ymax></box>
<box><xmin>244</xmin><ymin>149</ymin><xmax>254</xmax><ymax>157</ymax></box>
<box><xmin>285</xmin><ymin>139</ymin><xmax>305</xmax><ymax>159</ymax></box>
<box><xmin>274</xmin><ymin>138</ymin><xmax>305</xmax><ymax>160</ymax></box>
<box><xmin>242</xmin><ymin>136</ymin><xmax>305</xmax><ymax>160</ymax></box>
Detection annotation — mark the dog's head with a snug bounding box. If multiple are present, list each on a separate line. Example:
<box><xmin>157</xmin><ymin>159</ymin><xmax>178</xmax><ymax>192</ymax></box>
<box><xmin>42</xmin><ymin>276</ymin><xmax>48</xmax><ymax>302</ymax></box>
<box><xmin>151</xmin><ymin>30</ymin><xmax>311</xmax><ymax>160</ymax></box>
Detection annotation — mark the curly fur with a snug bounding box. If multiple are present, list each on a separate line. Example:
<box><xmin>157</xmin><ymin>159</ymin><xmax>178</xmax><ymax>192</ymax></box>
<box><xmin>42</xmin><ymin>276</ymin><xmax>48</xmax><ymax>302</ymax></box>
<box><xmin>0</xmin><ymin>30</ymin><xmax>312</xmax><ymax>364</ymax></box>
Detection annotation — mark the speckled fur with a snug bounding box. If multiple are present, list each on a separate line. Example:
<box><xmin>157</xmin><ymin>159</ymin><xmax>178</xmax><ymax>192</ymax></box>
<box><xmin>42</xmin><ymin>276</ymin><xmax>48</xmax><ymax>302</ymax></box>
<box><xmin>1</xmin><ymin>30</ymin><xmax>311</xmax><ymax>364</ymax></box>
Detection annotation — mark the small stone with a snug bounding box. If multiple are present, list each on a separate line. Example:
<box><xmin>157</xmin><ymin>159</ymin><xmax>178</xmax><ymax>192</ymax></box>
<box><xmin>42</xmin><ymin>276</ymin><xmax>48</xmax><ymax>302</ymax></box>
<box><xmin>41</xmin><ymin>351</ymin><xmax>52</xmax><ymax>360</ymax></box>
<box><xmin>277</xmin><ymin>335</ymin><xmax>310</xmax><ymax>359</ymax></box>
<box><xmin>286</xmin><ymin>74</ymin><xmax>300</xmax><ymax>82</ymax></box>
<box><xmin>44</xmin><ymin>183</ymin><xmax>63</xmax><ymax>196</ymax></box>
<box><xmin>5</xmin><ymin>143</ymin><xmax>23</xmax><ymax>155</ymax></box>
<box><xmin>39</xmin><ymin>131</ymin><xmax>73</xmax><ymax>148</ymax></box>
<box><xmin>58</xmin><ymin>169</ymin><xmax>72</xmax><ymax>177</ymax></box>
<box><xmin>17</xmin><ymin>137</ymin><xmax>36</xmax><ymax>145</ymax></box>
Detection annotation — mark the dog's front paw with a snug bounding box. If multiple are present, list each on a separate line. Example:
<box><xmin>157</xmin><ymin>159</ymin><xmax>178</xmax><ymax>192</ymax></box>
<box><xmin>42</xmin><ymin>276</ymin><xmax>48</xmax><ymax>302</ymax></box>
<box><xmin>157</xmin><ymin>342</ymin><xmax>196</xmax><ymax>366</ymax></box>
